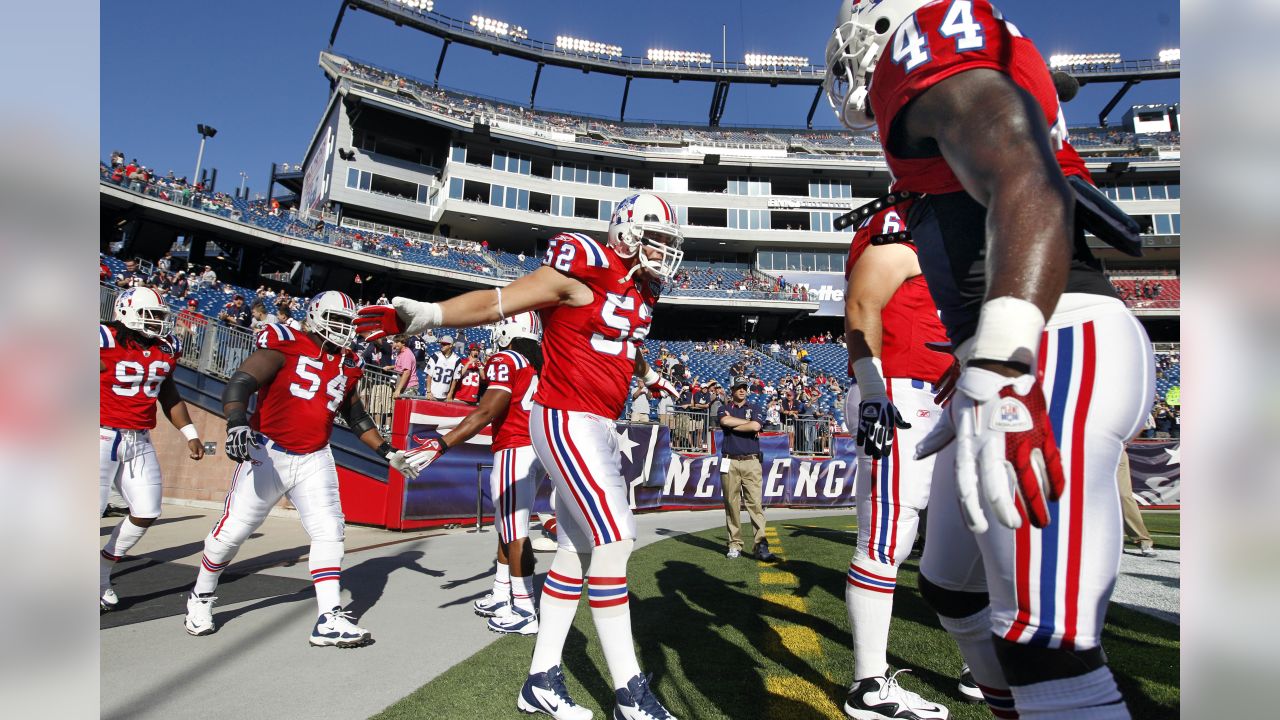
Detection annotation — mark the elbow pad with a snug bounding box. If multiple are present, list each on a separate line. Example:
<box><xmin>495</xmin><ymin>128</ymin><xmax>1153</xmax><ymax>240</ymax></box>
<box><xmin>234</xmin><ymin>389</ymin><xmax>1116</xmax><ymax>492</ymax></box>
<box><xmin>343</xmin><ymin>398</ymin><xmax>378</xmax><ymax>436</ymax></box>
<box><xmin>222</xmin><ymin>371</ymin><xmax>259</xmax><ymax>427</ymax></box>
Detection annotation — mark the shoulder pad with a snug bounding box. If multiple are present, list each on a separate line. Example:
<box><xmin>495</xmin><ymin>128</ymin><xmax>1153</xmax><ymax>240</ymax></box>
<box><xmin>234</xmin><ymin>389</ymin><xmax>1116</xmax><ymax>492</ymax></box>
<box><xmin>99</xmin><ymin>324</ymin><xmax>117</xmax><ymax>349</ymax></box>
<box><xmin>544</xmin><ymin>232</ymin><xmax>611</xmax><ymax>275</ymax></box>
<box><xmin>256</xmin><ymin>323</ymin><xmax>300</xmax><ymax>351</ymax></box>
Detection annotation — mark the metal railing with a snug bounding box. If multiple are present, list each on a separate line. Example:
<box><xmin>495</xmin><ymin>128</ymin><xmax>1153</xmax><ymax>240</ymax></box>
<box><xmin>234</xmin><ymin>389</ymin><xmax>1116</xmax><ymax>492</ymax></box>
<box><xmin>784</xmin><ymin>416</ymin><xmax>834</xmax><ymax>457</ymax></box>
<box><xmin>665</xmin><ymin>408</ymin><xmax>712</xmax><ymax>454</ymax></box>
<box><xmin>99</xmin><ymin>285</ymin><xmax>401</xmax><ymax>434</ymax></box>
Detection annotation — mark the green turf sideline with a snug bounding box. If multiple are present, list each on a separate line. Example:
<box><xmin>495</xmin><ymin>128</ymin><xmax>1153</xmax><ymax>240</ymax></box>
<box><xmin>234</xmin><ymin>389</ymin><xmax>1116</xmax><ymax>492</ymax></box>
<box><xmin>375</xmin><ymin>512</ymin><xmax>1179</xmax><ymax>719</ymax></box>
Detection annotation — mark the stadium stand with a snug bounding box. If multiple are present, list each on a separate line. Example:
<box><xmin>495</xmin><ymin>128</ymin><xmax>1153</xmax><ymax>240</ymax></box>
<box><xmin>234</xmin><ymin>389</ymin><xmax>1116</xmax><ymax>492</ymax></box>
<box><xmin>322</xmin><ymin>52</ymin><xmax>1180</xmax><ymax>160</ymax></box>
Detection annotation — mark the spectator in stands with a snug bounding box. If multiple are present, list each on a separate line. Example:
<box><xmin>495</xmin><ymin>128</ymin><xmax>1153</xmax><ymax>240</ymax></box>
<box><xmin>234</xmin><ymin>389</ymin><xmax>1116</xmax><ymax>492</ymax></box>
<box><xmin>169</xmin><ymin>271</ymin><xmax>189</xmax><ymax>299</ymax></box>
<box><xmin>219</xmin><ymin>294</ymin><xmax>251</xmax><ymax>329</ymax></box>
<box><xmin>424</xmin><ymin>335</ymin><xmax>461</xmax><ymax>401</ymax></box>
<box><xmin>391</xmin><ymin>336</ymin><xmax>420</xmax><ymax>396</ymax></box>
<box><xmin>655</xmin><ymin>380</ymin><xmax>675</xmax><ymax>430</ymax></box>
<box><xmin>249</xmin><ymin>301</ymin><xmax>277</xmax><ymax>332</ymax></box>
<box><xmin>1152</xmin><ymin>402</ymin><xmax>1176</xmax><ymax>438</ymax></box>
<box><xmin>363</xmin><ymin>336</ymin><xmax>392</xmax><ymax>368</ymax></box>
<box><xmin>629</xmin><ymin>381</ymin><xmax>651</xmax><ymax>423</ymax></box>
<box><xmin>706</xmin><ymin>381</ymin><xmax>726</xmax><ymax>419</ymax></box>
<box><xmin>765</xmin><ymin>398</ymin><xmax>782</xmax><ymax>432</ymax></box>
<box><xmin>116</xmin><ymin>259</ymin><xmax>141</xmax><ymax>288</ymax></box>
<box><xmin>157</xmin><ymin>252</ymin><xmax>173</xmax><ymax>273</ymax></box>
<box><xmin>175</xmin><ymin>298</ymin><xmax>204</xmax><ymax>348</ymax></box>
<box><xmin>199</xmin><ymin>265</ymin><xmax>217</xmax><ymax>290</ymax></box>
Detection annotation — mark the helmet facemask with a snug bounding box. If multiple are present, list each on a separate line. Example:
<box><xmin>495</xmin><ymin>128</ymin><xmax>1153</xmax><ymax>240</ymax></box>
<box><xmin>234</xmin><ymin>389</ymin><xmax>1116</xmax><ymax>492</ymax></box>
<box><xmin>115</xmin><ymin>289</ymin><xmax>173</xmax><ymax>338</ymax></box>
<box><xmin>629</xmin><ymin>223</ymin><xmax>684</xmax><ymax>282</ymax></box>
<box><xmin>310</xmin><ymin>308</ymin><xmax>356</xmax><ymax>349</ymax></box>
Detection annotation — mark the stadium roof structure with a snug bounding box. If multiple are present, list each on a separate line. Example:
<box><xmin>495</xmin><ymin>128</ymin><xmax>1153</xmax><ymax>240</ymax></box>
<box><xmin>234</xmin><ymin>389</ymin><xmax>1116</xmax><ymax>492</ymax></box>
<box><xmin>330</xmin><ymin>0</ymin><xmax>1180</xmax><ymax>128</ymax></box>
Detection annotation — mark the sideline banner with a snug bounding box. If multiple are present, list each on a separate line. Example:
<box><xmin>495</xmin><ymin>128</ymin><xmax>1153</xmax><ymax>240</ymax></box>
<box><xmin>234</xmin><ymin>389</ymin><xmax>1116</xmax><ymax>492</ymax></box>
<box><xmin>388</xmin><ymin>400</ymin><xmax>1181</xmax><ymax>522</ymax></box>
<box><xmin>1127</xmin><ymin>440</ymin><xmax>1181</xmax><ymax>507</ymax></box>
<box><xmin>390</xmin><ymin>399</ymin><xmax>858</xmax><ymax>521</ymax></box>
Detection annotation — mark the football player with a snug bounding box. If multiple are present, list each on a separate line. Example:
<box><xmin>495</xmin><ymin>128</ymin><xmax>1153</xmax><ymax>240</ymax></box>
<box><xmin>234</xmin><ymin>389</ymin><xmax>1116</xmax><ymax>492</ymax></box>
<box><xmin>841</xmin><ymin>206</ymin><xmax>969</xmax><ymax>719</ymax></box>
<box><xmin>100</xmin><ymin>287</ymin><xmax>205</xmax><ymax>611</ymax></box>
<box><xmin>409</xmin><ymin>312</ymin><xmax>545</xmax><ymax>635</ymax></box>
<box><xmin>825</xmin><ymin>2</ymin><xmax>1155</xmax><ymax>718</ymax></box>
<box><xmin>357</xmin><ymin>193</ymin><xmax>683</xmax><ymax>720</ymax></box>
<box><xmin>183</xmin><ymin>291</ymin><xmax>429</xmax><ymax>646</ymax></box>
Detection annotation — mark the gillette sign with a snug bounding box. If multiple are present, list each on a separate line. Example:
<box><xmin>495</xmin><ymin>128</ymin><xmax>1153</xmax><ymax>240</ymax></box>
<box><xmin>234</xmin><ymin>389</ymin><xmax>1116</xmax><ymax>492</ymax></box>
<box><xmin>764</xmin><ymin>271</ymin><xmax>846</xmax><ymax>316</ymax></box>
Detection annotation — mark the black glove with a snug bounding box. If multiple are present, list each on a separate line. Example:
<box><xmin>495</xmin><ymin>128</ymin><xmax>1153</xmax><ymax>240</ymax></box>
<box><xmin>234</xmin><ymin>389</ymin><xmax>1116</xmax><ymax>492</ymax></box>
<box><xmin>224</xmin><ymin>411</ymin><xmax>260</xmax><ymax>463</ymax></box>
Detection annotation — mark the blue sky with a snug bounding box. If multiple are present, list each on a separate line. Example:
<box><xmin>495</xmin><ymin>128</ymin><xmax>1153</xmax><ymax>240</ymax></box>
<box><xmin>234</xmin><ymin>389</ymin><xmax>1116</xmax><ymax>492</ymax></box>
<box><xmin>101</xmin><ymin>1</ymin><xmax>1179</xmax><ymax>194</ymax></box>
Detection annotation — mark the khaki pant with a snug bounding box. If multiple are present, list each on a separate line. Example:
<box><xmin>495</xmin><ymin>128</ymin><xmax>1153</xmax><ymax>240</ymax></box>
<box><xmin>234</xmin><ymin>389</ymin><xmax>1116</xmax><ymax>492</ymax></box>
<box><xmin>1117</xmin><ymin>450</ymin><xmax>1152</xmax><ymax>546</ymax></box>
<box><xmin>722</xmin><ymin>456</ymin><xmax>766</xmax><ymax>550</ymax></box>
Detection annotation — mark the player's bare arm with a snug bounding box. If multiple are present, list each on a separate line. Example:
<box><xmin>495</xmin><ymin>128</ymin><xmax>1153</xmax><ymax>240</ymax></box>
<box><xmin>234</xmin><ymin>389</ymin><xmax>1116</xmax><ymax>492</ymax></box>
<box><xmin>157</xmin><ymin>374</ymin><xmax>204</xmax><ymax>460</ymax></box>
<box><xmin>339</xmin><ymin>393</ymin><xmax>424</xmax><ymax>480</ymax></box>
<box><xmin>845</xmin><ymin>243</ymin><xmax>919</xmax><ymax>364</ymax></box>
<box><xmin>441</xmin><ymin>387</ymin><xmax>510</xmax><ymax>450</ymax></box>
<box><xmin>900</xmin><ymin>68</ymin><xmax>1073</xmax><ymax>372</ymax></box>
<box><xmin>633</xmin><ymin>352</ymin><xmax>678</xmax><ymax>399</ymax></box>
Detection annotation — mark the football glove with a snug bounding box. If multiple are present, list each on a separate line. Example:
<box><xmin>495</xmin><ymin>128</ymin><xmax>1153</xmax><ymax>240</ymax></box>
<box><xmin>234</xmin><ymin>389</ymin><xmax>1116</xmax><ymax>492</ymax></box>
<box><xmin>915</xmin><ymin>367</ymin><xmax>1066</xmax><ymax>533</ymax></box>
<box><xmin>354</xmin><ymin>297</ymin><xmax>442</xmax><ymax>341</ymax></box>
<box><xmin>400</xmin><ymin>438</ymin><xmax>448</xmax><ymax>476</ymax></box>
<box><xmin>641</xmin><ymin>366</ymin><xmax>679</xmax><ymax>399</ymax></box>
<box><xmin>225</xmin><ymin>425</ymin><xmax>260</xmax><ymax>463</ymax></box>
<box><xmin>849</xmin><ymin>357</ymin><xmax>909</xmax><ymax>459</ymax></box>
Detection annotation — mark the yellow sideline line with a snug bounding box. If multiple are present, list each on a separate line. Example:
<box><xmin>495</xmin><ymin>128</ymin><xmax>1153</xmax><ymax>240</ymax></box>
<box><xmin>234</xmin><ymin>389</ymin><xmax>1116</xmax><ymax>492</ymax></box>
<box><xmin>760</xmin><ymin>525</ymin><xmax>842</xmax><ymax>718</ymax></box>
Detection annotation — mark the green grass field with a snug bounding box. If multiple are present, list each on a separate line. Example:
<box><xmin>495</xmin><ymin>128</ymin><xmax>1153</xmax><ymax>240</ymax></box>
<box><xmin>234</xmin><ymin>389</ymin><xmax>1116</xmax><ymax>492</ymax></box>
<box><xmin>377</xmin><ymin>512</ymin><xmax>1179</xmax><ymax>719</ymax></box>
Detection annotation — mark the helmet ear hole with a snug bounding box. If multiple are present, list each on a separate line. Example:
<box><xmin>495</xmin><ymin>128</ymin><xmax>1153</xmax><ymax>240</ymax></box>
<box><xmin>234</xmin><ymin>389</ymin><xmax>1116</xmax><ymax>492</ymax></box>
<box><xmin>874</xmin><ymin>18</ymin><xmax>891</xmax><ymax>33</ymax></box>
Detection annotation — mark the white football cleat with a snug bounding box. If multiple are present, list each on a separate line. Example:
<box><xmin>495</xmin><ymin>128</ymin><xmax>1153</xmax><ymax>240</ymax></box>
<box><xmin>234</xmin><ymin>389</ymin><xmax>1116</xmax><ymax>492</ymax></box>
<box><xmin>474</xmin><ymin>591</ymin><xmax>509</xmax><ymax>618</ymax></box>
<box><xmin>532</xmin><ymin>535</ymin><xmax>559</xmax><ymax>552</ymax></box>
<box><xmin>184</xmin><ymin>592</ymin><xmax>217</xmax><ymax>636</ymax></box>
<box><xmin>100</xmin><ymin>586</ymin><xmax>119</xmax><ymax>613</ymax></box>
<box><xmin>489</xmin><ymin>604</ymin><xmax>539</xmax><ymax>635</ymax></box>
<box><xmin>843</xmin><ymin>671</ymin><xmax>949</xmax><ymax>720</ymax></box>
<box><xmin>310</xmin><ymin>606</ymin><xmax>372</xmax><ymax>648</ymax></box>
<box><xmin>518</xmin><ymin>665</ymin><xmax>593</xmax><ymax>720</ymax></box>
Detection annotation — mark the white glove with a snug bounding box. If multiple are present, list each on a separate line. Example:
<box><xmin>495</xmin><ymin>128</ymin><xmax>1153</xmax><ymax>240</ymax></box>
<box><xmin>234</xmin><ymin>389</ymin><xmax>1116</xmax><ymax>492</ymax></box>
<box><xmin>393</xmin><ymin>297</ymin><xmax>443</xmax><ymax>337</ymax></box>
<box><xmin>916</xmin><ymin>367</ymin><xmax>1066</xmax><ymax>533</ymax></box>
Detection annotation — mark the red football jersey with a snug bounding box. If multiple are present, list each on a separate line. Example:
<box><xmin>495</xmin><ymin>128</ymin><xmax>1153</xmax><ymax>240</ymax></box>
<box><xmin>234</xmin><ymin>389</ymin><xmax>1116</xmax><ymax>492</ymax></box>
<box><xmin>454</xmin><ymin>358</ymin><xmax>483</xmax><ymax>404</ymax></box>
<box><xmin>100</xmin><ymin>324</ymin><xmax>182</xmax><ymax>430</ymax></box>
<box><xmin>534</xmin><ymin>232</ymin><xmax>659</xmax><ymax>418</ymax></box>
<box><xmin>251</xmin><ymin>323</ymin><xmax>363</xmax><ymax>454</ymax></box>
<box><xmin>484</xmin><ymin>350</ymin><xmax>537</xmax><ymax>451</ymax></box>
<box><xmin>869</xmin><ymin>0</ymin><xmax>1091</xmax><ymax>194</ymax></box>
<box><xmin>844</xmin><ymin>208</ymin><xmax>951</xmax><ymax>384</ymax></box>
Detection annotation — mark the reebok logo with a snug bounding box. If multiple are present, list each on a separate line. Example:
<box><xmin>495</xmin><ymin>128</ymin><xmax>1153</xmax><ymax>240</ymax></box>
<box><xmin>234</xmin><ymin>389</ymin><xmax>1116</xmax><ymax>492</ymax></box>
<box><xmin>991</xmin><ymin>398</ymin><xmax>1033</xmax><ymax>432</ymax></box>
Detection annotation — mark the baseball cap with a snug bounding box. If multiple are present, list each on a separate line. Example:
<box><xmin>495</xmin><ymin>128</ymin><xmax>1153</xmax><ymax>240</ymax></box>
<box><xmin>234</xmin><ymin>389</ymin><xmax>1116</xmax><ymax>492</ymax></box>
<box><xmin>731</xmin><ymin>376</ymin><xmax>749</xmax><ymax>389</ymax></box>
<box><xmin>233</xmin><ymin>293</ymin><xmax>244</xmax><ymax>300</ymax></box>
<box><xmin>468</xmin><ymin>342</ymin><xmax>481</xmax><ymax>351</ymax></box>
<box><xmin>187</xmin><ymin>299</ymin><xmax>198</xmax><ymax>307</ymax></box>
<box><xmin>439</xmin><ymin>335</ymin><xmax>454</xmax><ymax>344</ymax></box>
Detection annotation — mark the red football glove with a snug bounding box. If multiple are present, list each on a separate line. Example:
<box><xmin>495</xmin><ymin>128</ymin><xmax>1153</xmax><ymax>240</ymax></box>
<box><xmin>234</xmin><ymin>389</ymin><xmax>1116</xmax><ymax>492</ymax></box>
<box><xmin>354</xmin><ymin>304</ymin><xmax>404</xmax><ymax>342</ymax></box>
<box><xmin>916</xmin><ymin>367</ymin><xmax>1066</xmax><ymax>532</ymax></box>
<box><xmin>402</xmin><ymin>437</ymin><xmax>448</xmax><ymax>475</ymax></box>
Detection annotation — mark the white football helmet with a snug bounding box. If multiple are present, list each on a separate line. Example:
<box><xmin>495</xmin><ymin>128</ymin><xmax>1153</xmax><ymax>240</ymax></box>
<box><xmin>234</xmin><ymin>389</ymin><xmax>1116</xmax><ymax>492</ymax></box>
<box><xmin>607</xmin><ymin>193</ymin><xmax>685</xmax><ymax>281</ymax></box>
<box><xmin>115</xmin><ymin>287</ymin><xmax>173</xmax><ymax>338</ymax></box>
<box><xmin>306</xmin><ymin>290</ymin><xmax>357</xmax><ymax>348</ymax></box>
<box><xmin>493</xmin><ymin>310</ymin><xmax>542</xmax><ymax>348</ymax></box>
<box><xmin>824</xmin><ymin>0</ymin><xmax>936</xmax><ymax>129</ymax></box>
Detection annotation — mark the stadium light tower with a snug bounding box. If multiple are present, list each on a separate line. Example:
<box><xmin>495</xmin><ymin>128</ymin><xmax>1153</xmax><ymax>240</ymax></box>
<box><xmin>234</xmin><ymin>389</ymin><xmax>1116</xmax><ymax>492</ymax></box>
<box><xmin>193</xmin><ymin>123</ymin><xmax>217</xmax><ymax>187</ymax></box>
<box><xmin>1158</xmin><ymin>48</ymin><xmax>1180</xmax><ymax>63</ymax></box>
<box><xmin>239</xmin><ymin>171</ymin><xmax>248</xmax><ymax>196</ymax></box>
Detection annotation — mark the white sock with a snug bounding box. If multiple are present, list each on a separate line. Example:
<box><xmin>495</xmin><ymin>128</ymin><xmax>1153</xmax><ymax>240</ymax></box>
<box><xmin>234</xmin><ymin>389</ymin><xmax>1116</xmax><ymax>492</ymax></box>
<box><xmin>512</xmin><ymin>573</ymin><xmax>536</xmax><ymax>614</ymax></box>
<box><xmin>100</xmin><ymin>517</ymin><xmax>149</xmax><ymax>585</ymax></box>
<box><xmin>193</xmin><ymin>533</ymin><xmax>238</xmax><ymax>596</ymax></box>
<box><xmin>937</xmin><ymin>607</ymin><xmax>1015</xmax><ymax>717</ymax></box>
<box><xmin>1012</xmin><ymin>666</ymin><xmax>1127</xmax><ymax>719</ymax></box>
<box><xmin>493</xmin><ymin>560</ymin><xmax>511</xmax><ymax>602</ymax></box>
<box><xmin>846</xmin><ymin>554</ymin><xmax>898</xmax><ymax>679</ymax></box>
<box><xmin>530</xmin><ymin>550</ymin><xmax>587</xmax><ymax>675</ymax></box>
<box><xmin>588</xmin><ymin>539</ymin><xmax>641</xmax><ymax>690</ymax></box>
<box><xmin>308</xmin><ymin>540</ymin><xmax>344</xmax><ymax>615</ymax></box>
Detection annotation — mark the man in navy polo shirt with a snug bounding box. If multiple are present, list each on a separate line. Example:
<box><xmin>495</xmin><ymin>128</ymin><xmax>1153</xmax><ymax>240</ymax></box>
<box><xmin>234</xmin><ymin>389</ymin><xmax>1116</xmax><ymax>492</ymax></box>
<box><xmin>717</xmin><ymin>377</ymin><xmax>778</xmax><ymax>562</ymax></box>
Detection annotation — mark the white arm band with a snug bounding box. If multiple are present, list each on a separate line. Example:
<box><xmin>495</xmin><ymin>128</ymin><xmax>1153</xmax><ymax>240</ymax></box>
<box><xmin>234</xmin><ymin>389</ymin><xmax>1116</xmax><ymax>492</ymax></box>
<box><xmin>969</xmin><ymin>296</ymin><xmax>1046</xmax><ymax>369</ymax></box>
<box><xmin>494</xmin><ymin>287</ymin><xmax>505</xmax><ymax>321</ymax></box>
<box><xmin>851</xmin><ymin>357</ymin><xmax>887</xmax><ymax>400</ymax></box>
<box><xmin>179</xmin><ymin>424</ymin><xmax>200</xmax><ymax>441</ymax></box>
